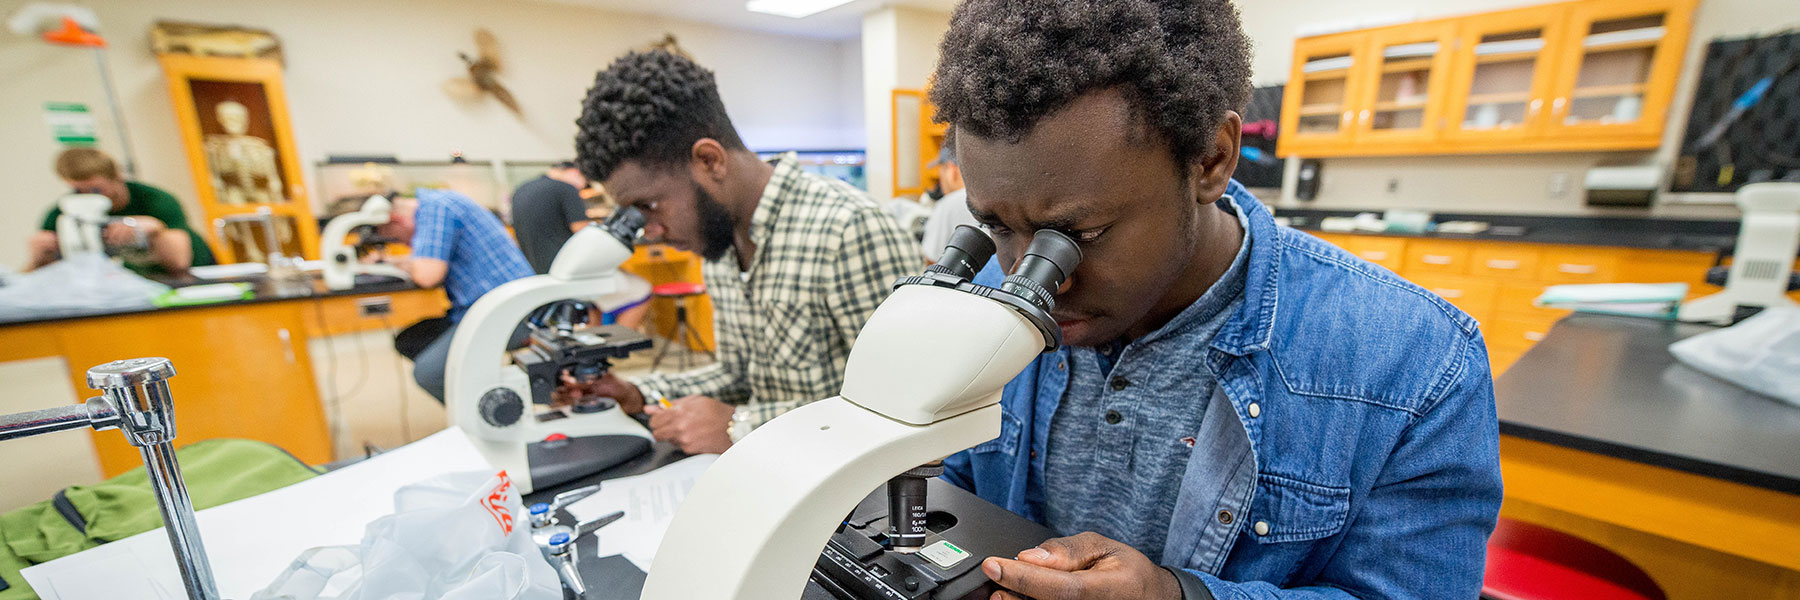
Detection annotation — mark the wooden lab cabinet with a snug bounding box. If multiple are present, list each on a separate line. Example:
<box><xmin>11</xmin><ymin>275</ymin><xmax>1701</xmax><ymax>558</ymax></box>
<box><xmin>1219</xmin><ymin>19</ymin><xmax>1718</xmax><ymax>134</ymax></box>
<box><xmin>1279</xmin><ymin>0</ymin><xmax>1696</xmax><ymax>157</ymax></box>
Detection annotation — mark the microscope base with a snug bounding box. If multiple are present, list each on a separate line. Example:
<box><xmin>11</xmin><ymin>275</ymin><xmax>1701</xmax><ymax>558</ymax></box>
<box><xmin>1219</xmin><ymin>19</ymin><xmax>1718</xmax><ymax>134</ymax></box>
<box><xmin>526</xmin><ymin>434</ymin><xmax>653</xmax><ymax>491</ymax></box>
<box><xmin>805</xmin><ymin>478</ymin><xmax>1054</xmax><ymax>600</ymax></box>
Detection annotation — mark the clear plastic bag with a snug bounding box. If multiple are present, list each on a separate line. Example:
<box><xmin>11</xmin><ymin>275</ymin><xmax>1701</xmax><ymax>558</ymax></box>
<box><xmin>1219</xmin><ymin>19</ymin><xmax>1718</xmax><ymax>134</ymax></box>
<box><xmin>1669</xmin><ymin>306</ymin><xmax>1800</xmax><ymax>405</ymax></box>
<box><xmin>251</xmin><ymin>471</ymin><xmax>562</xmax><ymax>600</ymax></box>
<box><xmin>0</xmin><ymin>253</ymin><xmax>167</xmax><ymax>318</ymax></box>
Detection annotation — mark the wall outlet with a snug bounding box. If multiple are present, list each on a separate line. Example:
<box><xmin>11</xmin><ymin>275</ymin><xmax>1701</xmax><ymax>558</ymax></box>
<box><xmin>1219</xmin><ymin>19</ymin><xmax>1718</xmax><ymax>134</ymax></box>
<box><xmin>1386</xmin><ymin>177</ymin><xmax>1401</xmax><ymax>195</ymax></box>
<box><xmin>357</xmin><ymin>296</ymin><xmax>393</xmax><ymax>318</ymax></box>
<box><xmin>1548</xmin><ymin>172</ymin><xmax>1570</xmax><ymax>198</ymax></box>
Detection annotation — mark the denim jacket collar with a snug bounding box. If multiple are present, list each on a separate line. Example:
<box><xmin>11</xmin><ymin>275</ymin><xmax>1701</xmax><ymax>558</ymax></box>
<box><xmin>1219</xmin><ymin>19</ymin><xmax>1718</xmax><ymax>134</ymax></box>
<box><xmin>1210</xmin><ymin>180</ymin><xmax>1281</xmax><ymax>358</ymax></box>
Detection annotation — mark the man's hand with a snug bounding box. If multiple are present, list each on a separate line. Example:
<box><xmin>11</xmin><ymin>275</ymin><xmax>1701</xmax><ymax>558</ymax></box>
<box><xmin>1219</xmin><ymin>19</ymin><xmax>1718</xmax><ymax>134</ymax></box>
<box><xmin>982</xmin><ymin>532</ymin><xmax>1183</xmax><ymax>600</ymax></box>
<box><xmin>643</xmin><ymin>395</ymin><xmax>734</xmax><ymax>455</ymax></box>
<box><xmin>552</xmin><ymin>371</ymin><xmax>646</xmax><ymax>413</ymax></box>
<box><xmin>104</xmin><ymin>216</ymin><xmax>165</xmax><ymax>246</ymax></box>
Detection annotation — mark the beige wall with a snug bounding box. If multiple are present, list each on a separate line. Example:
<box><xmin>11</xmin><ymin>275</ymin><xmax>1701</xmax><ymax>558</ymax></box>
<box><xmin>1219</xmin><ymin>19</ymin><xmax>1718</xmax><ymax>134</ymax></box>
<box><xmin>1240</xmin><ymin>0</ymin><xmax>1800</xmax><ymax>217</ymax></box>
<box><xmin>0</xmin><ymin>0</ymin><xmax>864</xmax><ymax>269</ymax></box>
<box><xmin>861</xmin><ymin>5</ymin><xmax>951</xmax><ymax>202</ymax></box>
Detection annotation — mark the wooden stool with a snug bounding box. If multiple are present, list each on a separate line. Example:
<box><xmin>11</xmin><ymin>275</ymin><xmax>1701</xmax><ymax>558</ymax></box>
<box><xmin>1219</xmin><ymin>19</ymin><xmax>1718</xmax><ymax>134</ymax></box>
<box><xmin>650</xmin><ymin>281</ymin><xmax>712</xmax><ymax>370</ymax></box>
<box><xmin>1483</xmin><ymin>517</ymin><xmax>1665</xmax><ymax>600</ymax></box>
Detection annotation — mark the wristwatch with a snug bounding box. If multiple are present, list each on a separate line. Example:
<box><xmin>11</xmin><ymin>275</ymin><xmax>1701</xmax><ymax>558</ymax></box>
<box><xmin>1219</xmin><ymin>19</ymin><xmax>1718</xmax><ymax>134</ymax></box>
<box><xmin>726</xmin><ymin>408</ymin><xmax>755</xmax><ymax>444</ymax></box>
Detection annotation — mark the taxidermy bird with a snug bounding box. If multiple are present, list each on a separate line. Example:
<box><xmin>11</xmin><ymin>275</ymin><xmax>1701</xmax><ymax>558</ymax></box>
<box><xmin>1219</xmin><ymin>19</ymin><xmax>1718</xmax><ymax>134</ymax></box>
<box><xmin>443</xmin><ymin>29</ymin><xmax>520</xmax><ymax>115</ymax></box>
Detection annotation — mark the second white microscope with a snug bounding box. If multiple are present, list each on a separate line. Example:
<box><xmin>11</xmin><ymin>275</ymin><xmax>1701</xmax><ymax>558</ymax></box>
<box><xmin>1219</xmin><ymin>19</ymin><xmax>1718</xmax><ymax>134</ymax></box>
<box><xmin>445</xmin><ymin>207</ymin><xmax>657</xmax><ymax>494</ymax></box>
<box><xmin>319</xmin><ymin>195</ymin><xmax>411</xmax><ymax>290</ymax></box>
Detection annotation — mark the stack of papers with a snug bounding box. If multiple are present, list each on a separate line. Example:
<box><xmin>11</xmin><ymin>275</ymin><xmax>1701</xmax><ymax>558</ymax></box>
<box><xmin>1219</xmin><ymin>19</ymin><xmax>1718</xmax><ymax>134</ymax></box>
<box><xmin>1535</xmin><ymin>283</ymin><xmax>1689</xmax><ymax>318</ymax></box>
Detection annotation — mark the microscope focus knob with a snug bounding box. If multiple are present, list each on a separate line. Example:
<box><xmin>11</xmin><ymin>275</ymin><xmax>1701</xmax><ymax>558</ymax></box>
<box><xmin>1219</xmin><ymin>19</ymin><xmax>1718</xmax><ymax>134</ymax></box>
<box><xmin>478</xmin><ymin>388</ymin><xmax>525</xmax><ymax>427</ymax></box>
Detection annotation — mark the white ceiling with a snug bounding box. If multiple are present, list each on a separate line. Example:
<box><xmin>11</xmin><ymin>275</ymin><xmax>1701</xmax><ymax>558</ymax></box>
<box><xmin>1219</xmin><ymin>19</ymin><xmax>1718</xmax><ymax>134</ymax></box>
<box><xmin>535</xmin><ymin>0</ymin><xmax>957</xmax><ymax>40</ymax></box>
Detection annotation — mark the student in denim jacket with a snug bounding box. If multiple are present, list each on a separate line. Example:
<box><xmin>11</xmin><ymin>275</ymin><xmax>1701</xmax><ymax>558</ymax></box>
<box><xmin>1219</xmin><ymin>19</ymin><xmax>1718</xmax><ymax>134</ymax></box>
<box><xmin>932</xmin><ymin>1</ymin><xmax>1504</xmax><ymax>599</ymax></box>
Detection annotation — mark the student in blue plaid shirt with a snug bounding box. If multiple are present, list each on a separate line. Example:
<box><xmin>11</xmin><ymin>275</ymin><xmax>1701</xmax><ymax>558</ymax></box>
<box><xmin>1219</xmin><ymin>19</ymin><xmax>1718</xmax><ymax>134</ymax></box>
<box><xmin>571</xmin><ymin>50</ymin><xmax>918</xmax><ymax>455</ymax></box>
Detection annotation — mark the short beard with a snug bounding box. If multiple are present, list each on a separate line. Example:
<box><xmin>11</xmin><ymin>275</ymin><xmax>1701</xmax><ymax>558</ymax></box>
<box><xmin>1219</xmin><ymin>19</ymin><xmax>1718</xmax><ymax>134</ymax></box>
<box><xmin>693</xmin><ymin>182</ymin><xmax>737</xmax><ymax>262</ymax></box>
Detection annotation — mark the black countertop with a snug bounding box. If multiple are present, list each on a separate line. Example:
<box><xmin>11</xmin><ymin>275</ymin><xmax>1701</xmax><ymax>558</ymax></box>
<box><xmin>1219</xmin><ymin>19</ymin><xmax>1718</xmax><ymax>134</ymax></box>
<box><xmin>1276</xmin><ymin>208</ymin><xmax>1742</xmax><ymax>253</ymax></box>
<box><xmin>0</xmin><ymin>274</ymin><xmax>424</xmax><ymax>327</ymax></box>
<box><xmin>1494</xmin><ymin>313</ymin><xmax>1800</xmax><ymax>495</ymax></box>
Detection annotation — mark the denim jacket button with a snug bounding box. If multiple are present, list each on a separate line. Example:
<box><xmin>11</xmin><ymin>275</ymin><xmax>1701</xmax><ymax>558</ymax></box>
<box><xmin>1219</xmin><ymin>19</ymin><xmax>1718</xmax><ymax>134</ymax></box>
<box><xmin>1248</xmin><ymin>403</ymin><xmax>1262</xmax><ymax>418</ymax></box>
<box><xmin>1058</xmin><ymin>361</ymin><xmax>1066</xmax><ymax>371</ymax></box>
<box><xmin>1216</xmin><ymin>509</ymin><xmax>1234</xmax><ymax>525</ymax></box>
<box><xmin>1254</xmin><ymin>521</ymin><xmax>1271</xmax><ymax>536</ymax></box>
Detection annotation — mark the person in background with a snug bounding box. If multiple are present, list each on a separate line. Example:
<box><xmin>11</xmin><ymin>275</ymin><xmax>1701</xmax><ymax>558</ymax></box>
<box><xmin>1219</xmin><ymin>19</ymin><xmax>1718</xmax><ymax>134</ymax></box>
<box><xmin>377</xmin><ymin>188</ymin><xmax>534</xmax><ymax>402</ymax></box>
<box><xmin>918</xmin><ymin>133</ymin><xmax>979</xmax><ymax>263</ymax></box>
<box><xmin>30</xmin><ymin>148</ymin><xmax>216</xmax><ymax>276</ymax></box>
<box><xmin>931</xmin><ymin>1</ymin><xmax>1502</xmax><ymax>599</ymax></box>
<box><xmin>509</xmin><ymin>161</ymin><xmax>652</xmax><ymax>328</ymax></box>
<box><xmin>571</xmin><ymin>49</ymin><xmax>917</xmax><ymax>454</ymax></box>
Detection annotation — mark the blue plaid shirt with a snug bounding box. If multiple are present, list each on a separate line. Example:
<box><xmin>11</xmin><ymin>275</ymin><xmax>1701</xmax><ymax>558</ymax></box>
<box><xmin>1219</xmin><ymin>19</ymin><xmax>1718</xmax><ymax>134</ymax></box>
<box><xmin>410</xmin><ymin>188</ymin><xmax>534</xmax><ymax>322</ymax></box>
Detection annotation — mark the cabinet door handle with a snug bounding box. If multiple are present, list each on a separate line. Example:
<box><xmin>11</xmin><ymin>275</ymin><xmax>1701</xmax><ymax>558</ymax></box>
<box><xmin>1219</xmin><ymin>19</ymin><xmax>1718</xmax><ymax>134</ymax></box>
<box><xmin>1556</xmin><ymin>263</ymin><xmax>1598</xmax><ymax>275</ymax></box>
<box><xmin>1433</xmin><ymin>288</ymin><xmax>1465</xmax><ymax>299</ymax></box>
<box><xmin>1524</xmin><ymin>331</ymin><xmax>1546</xmax><ymax>342</ymax></box>
<box><xmin>1421</xmin><ymin>254</ymin><xmax>1455</xmax><ymax>265</ymax></box>
<box><xmin>1552</xmin><ymin>97</ymin><xmax>1567</xmax><ymax>115</ymax></box>
<box><xmin>1342</xmin><ymin>110</ymin><xmax>1355</xmax><ymax>126</ymax></box>
<box><xmin>1359</xmin><ymin>110</ymin><xmax>1371</xmax><ymax>126</ymax></box>
<box><xmin>1528</xmin><ymin>99</ymin><xmax>1543</xmax><ymax>120</ymax></box>
<box><xmin>1360</xmin><ymin>251</ymin><xmax>1389</xmax><ymax>260</ymax></box>
<box><xmin>1485</xmin><ymin>259</ymin><xmax>1521</xmax><ymax>270</ymax></box>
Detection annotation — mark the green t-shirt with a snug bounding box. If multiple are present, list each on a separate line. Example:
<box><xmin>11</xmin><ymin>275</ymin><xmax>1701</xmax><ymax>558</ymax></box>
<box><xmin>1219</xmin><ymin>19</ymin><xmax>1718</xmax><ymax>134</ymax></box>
<box><xmin>39</xmin><ymin>181</ymin><xmax>217</xmax><ymax>275</ymax></box>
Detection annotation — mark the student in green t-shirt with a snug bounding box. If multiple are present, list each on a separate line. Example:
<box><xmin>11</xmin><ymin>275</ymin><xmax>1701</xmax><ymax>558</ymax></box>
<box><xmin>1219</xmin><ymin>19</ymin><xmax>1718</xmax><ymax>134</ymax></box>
<box><xmin>29</xmin><ymin>148</ymin><xmax>216</xmax><ymax>276</ymax></box>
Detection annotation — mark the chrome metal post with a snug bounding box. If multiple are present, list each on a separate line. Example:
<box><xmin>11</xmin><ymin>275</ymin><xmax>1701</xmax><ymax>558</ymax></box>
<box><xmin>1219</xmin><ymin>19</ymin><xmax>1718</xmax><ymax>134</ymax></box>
<box><xmin>0</xmin><ymin>404</ymin><xmax>93</xmax><ymax>441</ymax></box>
<box><xmin>85</xmin><ymin>358</ymin><xmax>221</xmax><ymax>600</ymax></box>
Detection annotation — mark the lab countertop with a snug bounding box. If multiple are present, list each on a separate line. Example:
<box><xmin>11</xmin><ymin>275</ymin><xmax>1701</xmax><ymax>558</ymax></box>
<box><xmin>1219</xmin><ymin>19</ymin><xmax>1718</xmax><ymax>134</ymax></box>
<box><xmin>1276</xmin><ymin>208</ymin><xmax>1742</xmax><ymax>252</ymax></box>
<box><xmin>1495</xmin><ymin>313</ymin><xmax>1800</xmax><ymax>495</ymax></box>
<box><xmin>0</xmin><ymin>274</ymin><xmax>424</xmax><ymax>327</ymax></box>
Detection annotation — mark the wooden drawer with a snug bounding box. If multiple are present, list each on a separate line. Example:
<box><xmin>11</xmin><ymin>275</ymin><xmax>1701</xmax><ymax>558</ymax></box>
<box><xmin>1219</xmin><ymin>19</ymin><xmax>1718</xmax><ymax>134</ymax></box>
<box><xmin>1342</xmin><ymin>236</ymin><xmax>1408</xmax><ymax>272</ymax></box>
<box><xmin>1497</xmin><ymin>282</ymin><xmax>1573</xmax><ymax>321</ymax></box>
<box><xmin>1537</xmin><ymin>247</ymin><xmax>1622</xmax><ymax>284</ymax></box>
<box><xmin>1470</xmin><ymin>244</ymin><xmax>1542</xmax><ymax>280</ymax></box>
<box><xmin>1410</xmin><ymin>273</ymin><xmax>1498</xmax><ymax>321</ymax></box>
<box><xmin>1486</xmin><ymin>315</ymin><xmax>1559</xmax><ymax>352</ymax></box>
<box><xmin>1405</xmin><ymin>240</ymin><xmax>1474</xmax><ymax>276</ymax></box>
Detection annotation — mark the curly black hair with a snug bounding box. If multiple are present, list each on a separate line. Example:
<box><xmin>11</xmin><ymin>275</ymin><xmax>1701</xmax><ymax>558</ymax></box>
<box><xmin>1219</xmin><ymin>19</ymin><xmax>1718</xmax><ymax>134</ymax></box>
<box><xmin>575</xmin><ymin>50</ymin><xmax>746</xmax><ymax>182</ymax></box>
<box><xmin>929</xmin><ymin>0</ymin><xmax>1253</xmax><ymax>168</ymax></box>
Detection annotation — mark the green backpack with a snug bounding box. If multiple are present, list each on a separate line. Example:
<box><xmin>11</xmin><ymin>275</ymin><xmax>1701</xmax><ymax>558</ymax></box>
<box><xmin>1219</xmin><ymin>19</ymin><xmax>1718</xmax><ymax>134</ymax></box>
<box><xmin>0</xmin><ymin>438</ymin><xmax>319</xmax><ymax>600</ymax></box>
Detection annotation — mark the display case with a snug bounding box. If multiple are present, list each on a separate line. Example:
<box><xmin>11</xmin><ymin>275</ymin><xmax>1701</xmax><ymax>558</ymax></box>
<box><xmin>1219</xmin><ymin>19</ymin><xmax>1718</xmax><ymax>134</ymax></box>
<box><xmin>159</xmin><ymin>54</ymin><xmax>319</xmax><ymax>262</ymax></box>
<box><xmin>1280</xmin><ymin>32</ymin><xmax>1369</xmax><ymax>155</ymax></box>
<box><xmin>1356</xmin><ymin>22</ymin><xmax>1456</xmax><ymax>147</ymax></box>
<box><xmin>757</xmin><ymin>150</ymin><xmax>867</xmax><ymax>191</ymax></box>
<box><xmin>1444</xmin><ymin>5</ymin><xmax>1570</xmax><ymax>145</ymax></box>
<box><xmin>1543</xmin><ymin>0</ymin><xmax>1694</xmax><ymax>143</ymax></box>
<box><xmin>313</xmin><ymin>160</ymin><xmax>505</xmax><ymax>218</ymax></box>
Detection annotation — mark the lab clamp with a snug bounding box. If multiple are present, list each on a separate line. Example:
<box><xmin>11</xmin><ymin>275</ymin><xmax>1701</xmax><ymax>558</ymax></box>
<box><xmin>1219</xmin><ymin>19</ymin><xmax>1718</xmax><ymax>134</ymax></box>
<box><xmin>526</xmin><ymin>484</ymin><xmax>625</xmax><ymax>598</ymax></box>
<box><xmin>643</xmin><ymin>225</ymin><xmax>1082</xmax><ymax>599</ymax></box>
<box><xmin>0</xmin><ymin>358</ymin><xmax>220</xmax><ymax>600</ymax></box>
<box><xmin>445</xmin><ymin>207</ymin><xmax>656</xmax><ymax>494</ymax></box>
<box><xmin>319</xmin><ymin>195</ymin><xmax>411</xmax><ymax>291</ymax></box>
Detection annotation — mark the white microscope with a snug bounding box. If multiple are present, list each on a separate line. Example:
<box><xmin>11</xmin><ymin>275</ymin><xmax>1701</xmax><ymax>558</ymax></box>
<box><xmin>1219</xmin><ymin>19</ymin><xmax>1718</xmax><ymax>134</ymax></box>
<box><xmin>319</xmin><ymin>195</ymin><xmax>411</xmax><ymax>291</ymax></box>
<box><xmin>1679</xmin><ymin>182</ymin><xmax>1800</xmax><ymax>324</ymax></box>
<box><xmin>643</xmin><ymin>226</ymin><xmax>1081</xmax><ymax>600</ymax></box>
<box><xmin>445</xmin><ymin>207</ymin><xmax>656</xmax><ymax>494</ymax></box>
<box><xmin>54</xmin><ymin>193</ymin><xmax>118</xmax><ymax>257</ymax></box>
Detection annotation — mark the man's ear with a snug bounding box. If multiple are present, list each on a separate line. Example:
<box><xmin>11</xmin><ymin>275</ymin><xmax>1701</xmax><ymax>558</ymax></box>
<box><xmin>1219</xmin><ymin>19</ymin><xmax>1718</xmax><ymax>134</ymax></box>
<box><xmin>690</xmin><ymin>138</ymin><xmax>729</xmax><ymax>184</ymax></box>
<box><xmin>1188</xmin><ymin>110</ymin><xmax>1244</xmax><ymax>205</ymax></box>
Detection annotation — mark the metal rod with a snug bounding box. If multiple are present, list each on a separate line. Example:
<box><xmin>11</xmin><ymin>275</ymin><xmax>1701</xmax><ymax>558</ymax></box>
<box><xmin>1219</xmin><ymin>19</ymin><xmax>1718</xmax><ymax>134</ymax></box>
<box><xmin>0</xmin><ymin>404</ymin><xmax>92</xmax><ymax>441</ymax></box>
<box><xmin>139</xmin><ymin>435</ymin><xmax>220</xmax><ymax>600</ymax></box>
<box><xmin>91</xmin><ymin>47</ymin><xmax>138</xmax><ymax>179</ymax></box>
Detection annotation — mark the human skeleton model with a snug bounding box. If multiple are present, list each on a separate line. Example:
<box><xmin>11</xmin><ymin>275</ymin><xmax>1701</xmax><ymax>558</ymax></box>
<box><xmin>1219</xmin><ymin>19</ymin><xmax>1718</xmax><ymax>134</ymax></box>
<box><xmin>205</xmin><ymin>100</ymin><xmax>293</xmax><ymax>263</ymax></box>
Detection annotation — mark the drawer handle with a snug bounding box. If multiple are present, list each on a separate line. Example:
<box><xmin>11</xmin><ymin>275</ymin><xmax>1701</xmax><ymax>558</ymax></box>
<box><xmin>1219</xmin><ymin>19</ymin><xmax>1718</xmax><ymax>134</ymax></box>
<box><xmin>1433</xmin><ymin>288</ymin><xmax>1465</xmax><ymax>299</ymax></box>
<box><xmin>1556</xmin><ymin>263</ymin><xmax>1598</xmax><ymax>275</ymax></box>
<box><xmin>1421</xmin><ymin>254</ymin><xmax>1455</xmax><ymax>265</ymax></box>
<box><xmin>1485</xmin><ymin>259</ymin><xmax>1520</xmax><ymax>270</ymax></box>
<box><xmin>1524</xmin><ymin>331</ymin><xmax>1546</xmax><ymax>342</ymax></box>
<box><xmin>1360</xmin><ymin>251</ymin><xmax>1389</xmax><ymax>260</ymax></box>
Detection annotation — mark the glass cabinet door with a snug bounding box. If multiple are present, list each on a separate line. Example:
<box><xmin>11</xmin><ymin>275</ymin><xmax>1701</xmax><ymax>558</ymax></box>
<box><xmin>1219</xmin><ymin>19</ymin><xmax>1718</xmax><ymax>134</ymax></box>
<box><xmin>1355</xmin><ymin>23</ymin><xmax>1455</xmax><ymax>145</ymax></box>
<box><xmin>1546</xmin><ymin>0</ymin><xmax>1694</xmax><ymax>137</ymax></box>
<box><xmin>1445</xmin><ymin>6</ymin><xmax>1568</xmax><ymax>143</ymax></box>
<box><xmin>1280</xmin><ymin>32</ymin><xmax>1366</xmax><ymax>155</ymax></box>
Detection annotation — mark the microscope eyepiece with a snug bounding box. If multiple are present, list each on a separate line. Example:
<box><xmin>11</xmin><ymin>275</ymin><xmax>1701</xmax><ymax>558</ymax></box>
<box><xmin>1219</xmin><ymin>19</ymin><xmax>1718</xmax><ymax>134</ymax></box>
<box><xmin>1001</xmin><ymin>230</ymin><xmax>1082</xmax><ymax>312</ymax></box>
<box><xmin>603</xmin><ymin>206</ymin><xmax>647</xmax><ymax>248</ymax></box>
<box><xmin>926</xmin><ymin>225</ymin><xmax>996</xmax><ymax>280</ymax></box>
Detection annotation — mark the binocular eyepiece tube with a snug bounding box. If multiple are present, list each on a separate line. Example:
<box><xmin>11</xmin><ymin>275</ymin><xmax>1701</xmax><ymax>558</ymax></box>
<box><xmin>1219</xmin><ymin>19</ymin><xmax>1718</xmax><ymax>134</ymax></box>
<box><xmin>603</xmin><ymin>206</ymin><xmax>647</xmax><ymax>248</ymax></box>
<box><xmin>930</xmin><ymin>225</ymin><xmax>1083</xmax><ymax>313</ymax></box>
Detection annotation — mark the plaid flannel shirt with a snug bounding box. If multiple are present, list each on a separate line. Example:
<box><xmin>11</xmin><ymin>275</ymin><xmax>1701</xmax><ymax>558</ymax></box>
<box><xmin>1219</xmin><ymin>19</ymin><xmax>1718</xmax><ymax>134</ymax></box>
<box><xmin>630</xmin><ymin>153</ymin><xmax>919</xmax><ymax>427</ymax></box>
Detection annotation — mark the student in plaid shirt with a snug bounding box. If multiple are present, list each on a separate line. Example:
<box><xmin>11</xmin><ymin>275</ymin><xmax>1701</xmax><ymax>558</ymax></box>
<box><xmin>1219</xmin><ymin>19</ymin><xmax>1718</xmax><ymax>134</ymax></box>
<box><xmin>572</xmin><ymin>49</ymin><xmax>917</xmax><ymax>454</ymax></box>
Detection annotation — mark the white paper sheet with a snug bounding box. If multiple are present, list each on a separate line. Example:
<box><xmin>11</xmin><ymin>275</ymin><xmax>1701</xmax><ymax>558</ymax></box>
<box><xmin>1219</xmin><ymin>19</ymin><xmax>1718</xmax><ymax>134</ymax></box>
<box><xmin>22</xmin><ymin>428</ymin><xmax>491</xmax><ymax>599</ymax></box>
<box><xmin>564</xmin><ymin>454</ymin><xmax>719</xmax><ymax>571</ymax></box>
